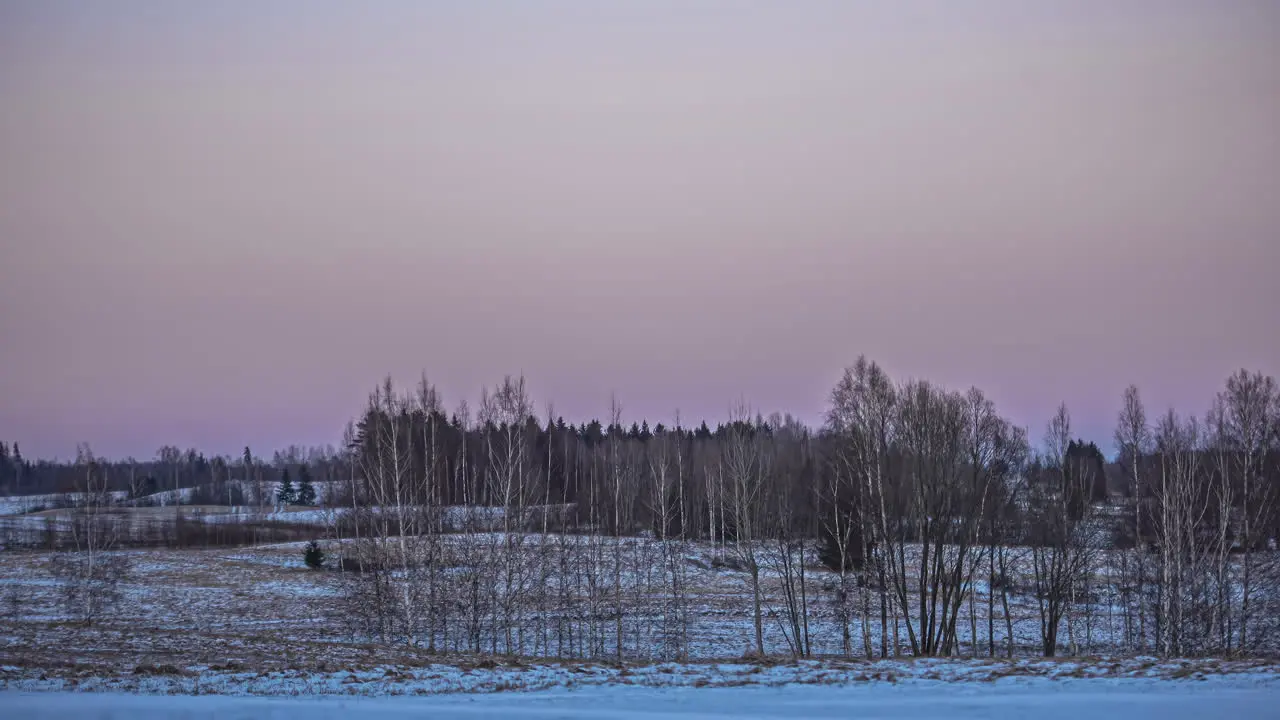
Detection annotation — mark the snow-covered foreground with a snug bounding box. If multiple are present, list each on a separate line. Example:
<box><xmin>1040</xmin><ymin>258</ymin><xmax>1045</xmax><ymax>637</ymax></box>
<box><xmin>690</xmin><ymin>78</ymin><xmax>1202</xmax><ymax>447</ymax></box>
<box><xmin>6</xmin><ymin>677</ymin><xmax>1277</xmax><ymax>719</ymax></box>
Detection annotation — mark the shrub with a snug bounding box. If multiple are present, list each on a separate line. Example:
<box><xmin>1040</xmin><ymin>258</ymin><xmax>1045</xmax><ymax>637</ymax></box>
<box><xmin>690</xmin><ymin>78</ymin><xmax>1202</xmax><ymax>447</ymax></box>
<box><xmin>304</xmin><ymin>540</ymin><xmax>326</xmax><ymax>570</ymax></box>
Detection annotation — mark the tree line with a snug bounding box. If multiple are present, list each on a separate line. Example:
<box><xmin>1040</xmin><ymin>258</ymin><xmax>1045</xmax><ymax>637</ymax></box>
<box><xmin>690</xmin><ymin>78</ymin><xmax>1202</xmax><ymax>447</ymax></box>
<box><xmin>0</xmin><ymin>441</ymin><xmax>347</xmax><ymax>507</ymax></box>
<box><xmin>6</xmin><ymin>362</ymin><xmax>1278</xmax><ymax>659</ymax></box>
<box><xmin>330</xmin><ymin>364</ymin><xmax>1279</xmax><ymax>660</ymax></box>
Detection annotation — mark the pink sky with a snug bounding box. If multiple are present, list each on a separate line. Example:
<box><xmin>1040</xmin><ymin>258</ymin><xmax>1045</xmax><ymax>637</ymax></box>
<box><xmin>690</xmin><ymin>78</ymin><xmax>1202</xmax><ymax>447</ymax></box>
<box><xmin>2</xmin><ymin>1</ymin><xmax>1278</xmax><ymax>460</ymax></box>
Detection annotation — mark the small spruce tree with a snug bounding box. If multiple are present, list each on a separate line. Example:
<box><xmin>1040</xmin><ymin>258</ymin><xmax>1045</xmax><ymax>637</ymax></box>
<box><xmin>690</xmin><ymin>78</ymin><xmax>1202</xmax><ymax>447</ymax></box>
<box><xmin>276</xmin><ymin>468</ymin><xmax>296</xmax><ymax>506</ymax></box>
<box><xmin>303</xmin><ymin>540</ymin><xmax>325</xmax><ymax>570</ymax></box>
<box><xmin>295</xmin><ymin>466</ymin><xmax>317</xmax><ymax>506</ymax></box>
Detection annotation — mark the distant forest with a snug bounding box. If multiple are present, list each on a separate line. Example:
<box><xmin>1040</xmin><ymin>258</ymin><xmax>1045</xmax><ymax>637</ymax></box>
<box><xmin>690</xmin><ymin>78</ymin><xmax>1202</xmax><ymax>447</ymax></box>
<box><xmin>0</xmin><ymin>384</ymin><xmax>1121</xmax><ymax>508</ymax></box>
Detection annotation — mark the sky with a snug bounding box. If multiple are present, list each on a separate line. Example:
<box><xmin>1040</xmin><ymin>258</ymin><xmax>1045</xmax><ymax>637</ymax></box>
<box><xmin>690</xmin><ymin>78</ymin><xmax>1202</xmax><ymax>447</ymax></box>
<box><xmin>1</xmin><ymin>1</ymin><xmax>1278</xmax><ymax>461</ymax></box>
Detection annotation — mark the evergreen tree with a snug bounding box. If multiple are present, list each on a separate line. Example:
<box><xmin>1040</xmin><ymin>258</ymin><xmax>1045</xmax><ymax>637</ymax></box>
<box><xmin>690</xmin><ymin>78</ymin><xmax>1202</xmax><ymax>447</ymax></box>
<box><xmin>242</xmin><ymin>446</ymin><xmax>254</xmax><ymax>497</ymax></box>
<box><xmin>11</xmin><ymin>442</ymin><xmax>22</xmax><ymax>491</ymax></box>
<box><xmin>295</xmin><ymin>466</ymin><xmax>317</xmax><ymax>506</ymax></box>
<box><xmin>303</xmin><ymin>540</ymin><xmax>325</xmax><ymax>570</ymax></box>
<box><xmin>276</xmin><ymin>468</ymin><xmax>296</xmax><ymax>505</ymax></box>
<box><xmin>1065</xmin><ymin>439</ymin><xmax>1110</xmax><ymax>508</ymax></box>
<box><xmin>583</xmin><ymin>420</ymin><xmax>604</xmax><ymax>446</ymax></box>
<box><xmin>817</xmin><ymin>522</ymin><xmax>867</xmax><ymax>572</ymax></box>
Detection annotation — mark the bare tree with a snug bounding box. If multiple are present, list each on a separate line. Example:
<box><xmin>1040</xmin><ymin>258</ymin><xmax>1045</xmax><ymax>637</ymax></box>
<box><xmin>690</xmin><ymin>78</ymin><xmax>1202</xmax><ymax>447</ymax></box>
<box><xmin>1028</xmin><ymin>404</ymin><xmax>1099</xmax><ymax>656</ymax></box>
<box><xmin>1220</xmin><ymin>371</ymin><xmax>1277</xmax><ymax>652</ymax></box>
<box><xmin>723</xmin><ymin>401</ymin><xmax>768</xmax><ymax>657</ymax></box>
<box><xmin>1114</xmin><ymin>384</ymin><xmax>1151</xmax><ymax>651</ymax></box>
<box><xmin>1206</xmin><ymin>396</ymin><xmax>1238</xmax><ymax>653</ymax></box>
<box><xmin>763</xmin><ymin>417</ymin><xmax>814</xmax><ymax>658</ymax></box>
<box><xmin>481</xmin><ymin>375</ymin><xmax>537</xmax><ymax>654</ymax></box>
<box><xmin>340</xmin><ymin>378</ymin><xmax>423</xmax><ymax>644</ymax></box>
<box><xmin>51</xmin><ymin>443</ymin><xmax>130</xmax><ymax>626</ymax></box>
<box><xmin>417</xmin><ymin>374</ymin><xmax>444</xmax><ymax>652</ymax></box>
<box><xmin>1151</xmin><ymin>409</ymin><xmax>1216</xmax><ymax>656</ymax></box>
<box><xmin>822</xmin><ymin>380</ymin><xmax>872</xmax><ymax>658</ymax></box>
<box><xmin>647</xmin><ymin>417</ymin><xmax>691</xmax><ymax>659</ymax></box>
<box><xmin>827</xmin><ymin>357</ymin><xmax>900</xmax><ymax>657</ymax></box>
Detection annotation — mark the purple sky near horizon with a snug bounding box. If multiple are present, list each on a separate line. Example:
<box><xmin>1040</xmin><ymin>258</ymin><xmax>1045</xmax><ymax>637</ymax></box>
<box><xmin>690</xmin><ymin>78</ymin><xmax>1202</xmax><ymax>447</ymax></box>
<box><xmin>1</xmin><ymin>1</ymin><xmax>1278</xmax><ymax>461</ymax></box>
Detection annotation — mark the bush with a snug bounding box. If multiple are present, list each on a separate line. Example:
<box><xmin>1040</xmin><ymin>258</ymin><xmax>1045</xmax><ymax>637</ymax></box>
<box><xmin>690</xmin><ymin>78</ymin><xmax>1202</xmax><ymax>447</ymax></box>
<box><xmin>304</xmin><ymin>540</ymin><xmax>326</xmax><ymax>570</ymax></box>
<box><xmin>49</xmin><ymin>551</ymin><xmax>131</xmax><ymax>625</ymax></box>
<box><xmin>710</xmin><ymin>553</ymin><xmax>746</xmax><ymax>571</ymax></box>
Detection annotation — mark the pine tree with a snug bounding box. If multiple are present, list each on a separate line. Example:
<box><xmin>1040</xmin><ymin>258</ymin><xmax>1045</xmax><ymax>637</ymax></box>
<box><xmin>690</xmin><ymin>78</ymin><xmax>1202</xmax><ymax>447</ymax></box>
<box><xmin>303</xmin><ymin>540</ymin><xmax>325</xmax><ymax>570</ymax></box>
<box><xmin>276</xmin><ymin>468</ymin><xmax>296</xmax><ymax>506</ymax></box>
<box><xmin>295</xmin><ymin>466</ymin><xmax>317</xmax><ymax>506</ymax></box>
<box><xmin>11</xmin><ymin>443</ymin><xmax>22</xmax><ymax>491</ymax></box>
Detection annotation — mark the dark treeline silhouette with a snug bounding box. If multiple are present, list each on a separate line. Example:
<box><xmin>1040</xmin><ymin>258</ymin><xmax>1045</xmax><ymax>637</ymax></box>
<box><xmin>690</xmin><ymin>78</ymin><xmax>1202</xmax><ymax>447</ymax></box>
<box><xmin>0</xmin><ymin>441</ymin><xmax>348</xmax><ymax>507</ymax></box>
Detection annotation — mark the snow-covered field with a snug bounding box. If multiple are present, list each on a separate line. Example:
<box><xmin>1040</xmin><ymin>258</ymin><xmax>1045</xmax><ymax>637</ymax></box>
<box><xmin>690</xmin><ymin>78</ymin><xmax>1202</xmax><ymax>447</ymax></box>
<box><xmin>0</xmin><ymin>488</ymin><xmax>530</xmax><ymax>542</ymax></box>
<box><xmin>0</xmin><ymin>491</ymin><xmax>129</xmax><ymax>515</ymax></box>
<box><xmin>5</xmin><ymin>673</ymin><xmax>1277</xmax><ymax>719</ymax></box>
<box><xmin>0</xmin><ymin>537</ymin><xmax>1036</xmax><ymax>663</ymax></box>
<box><xmin>1</xmin><ymin>533</ymin><xmax>1277</xmax><ymax>664</ymax></box>
<box><xmin>2</xmin><ymin>488</ymin><xmax>1278</xmax><ymax>714</ymax></box>
<box><xmin>2</xmin><ymin>504</ymin><xmax>1279</xmax><ymax>715</ymax></box>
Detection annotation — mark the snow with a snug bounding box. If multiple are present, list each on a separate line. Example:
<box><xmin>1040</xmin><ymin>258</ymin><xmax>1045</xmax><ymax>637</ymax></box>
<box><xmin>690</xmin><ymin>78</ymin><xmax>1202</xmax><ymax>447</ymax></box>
<box><xmin>0</xmin><ymin>491</ymin><xmax>129</xmax><ymax>515</ymax></box>
<box><xmin>126</xmin><ymin>486</ymin><xmax>198</xmax><ymax>506</ymax></box>
<box><xmin>199</xmin><ymin>508</ymin><xmax>340</xmax><ymax>525</ymax></box>
<box><xmin>4</xmin><ymin>676</ymin><xmax>1277</xmax><ymax>719</ymax></box>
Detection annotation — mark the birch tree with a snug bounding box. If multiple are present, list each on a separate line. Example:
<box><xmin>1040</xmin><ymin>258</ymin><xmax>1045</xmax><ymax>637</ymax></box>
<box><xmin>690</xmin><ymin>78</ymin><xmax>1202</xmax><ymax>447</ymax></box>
<box><xmin>53</xmin><ymin>443</ymin><xmax>130</xmax><ymax>626</ymax></box>
<box><xmin>1113</xmin><ymin>384</ymin><xmax>1151</xmax><ymax>651</ymax></box>
<box><xmin>1029</xmin><ymin>404</ymin><xmax>1099</xmax><ymax>656</ymax></box>
<box><xmin>1220</xmin><ymin>370</ymin><xmax>1277</xmax><ymax>652</ymax></box>
<box><xmin>722</xmin><ymin>402</ymin><xmax>768</xmax><ymax>657</ymax></box>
